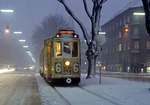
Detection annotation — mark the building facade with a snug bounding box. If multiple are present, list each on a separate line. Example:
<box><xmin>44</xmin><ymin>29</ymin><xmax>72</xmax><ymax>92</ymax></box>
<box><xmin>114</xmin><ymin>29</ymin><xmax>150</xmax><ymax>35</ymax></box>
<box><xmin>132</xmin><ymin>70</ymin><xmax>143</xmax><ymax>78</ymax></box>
<box><xmin>101</xmin><ymin>7</ymin><xmax>150</xmax><ymax>73</ymax></box>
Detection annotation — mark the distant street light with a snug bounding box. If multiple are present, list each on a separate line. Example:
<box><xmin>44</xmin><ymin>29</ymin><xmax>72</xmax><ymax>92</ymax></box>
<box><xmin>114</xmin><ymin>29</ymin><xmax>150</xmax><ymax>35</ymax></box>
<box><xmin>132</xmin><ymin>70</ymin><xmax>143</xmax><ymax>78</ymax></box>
<box><xmin>0</xmin><ymin>9</ymin><xmax>14</xmax><ymax>13</ymax></box>
<box><xmin>98</xmin><ymin>32</ymin><xmax>106</xmax><ymax>35</ymax></box>
<box><xmin>4</xmin><ymin>29</ymin><xmax>10</xmax><ymax>34</ymax></box>
<box><xmin>19</xmin><ymin>40</ymin><xmax>26</xmax><ymax>42</ymax></box>
<box><xmin>4</xmin><ymin>26</ymin><xmax>10</xmax><ymax>34</ymax></box>
<box><xmin>23</xmin><ymin>46</ymin><xmax>29</xmax><ymax>48</ymax></box>
<box><xmin>133</xmin><ymin>12</ymin><xmax>145</xmax><ymax>16</ymax></box>
<box><xmin>26</xmin><ymin>51</ymin><xmax>31</xmax><ymax>54</ymax></box>
<box><xmin>13</xmin><ymin>32</ymin><xmax>23</xmax><ymax>35</ymax></box>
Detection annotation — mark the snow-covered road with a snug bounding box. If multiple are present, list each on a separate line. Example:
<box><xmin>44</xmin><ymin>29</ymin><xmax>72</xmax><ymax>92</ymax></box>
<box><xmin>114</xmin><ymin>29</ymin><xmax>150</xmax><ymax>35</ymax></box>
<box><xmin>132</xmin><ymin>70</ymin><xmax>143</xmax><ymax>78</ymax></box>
<box><xmin>1</xmin><ymin>70</ymin><xmax>149</xmax><ymax>105</ymax></box>
<box><xmin>0</xmin><ymin>70</ymin><xmax>41</xmax><ymax>105</ymax></box>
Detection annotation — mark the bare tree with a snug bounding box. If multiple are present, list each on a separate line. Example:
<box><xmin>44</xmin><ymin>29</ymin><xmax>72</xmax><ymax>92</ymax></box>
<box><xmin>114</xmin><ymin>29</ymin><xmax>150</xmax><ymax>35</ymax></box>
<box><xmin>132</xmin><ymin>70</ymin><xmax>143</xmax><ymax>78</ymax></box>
<box><xmin>142</xmin><ymin>0</ymin><xmax>150</xmax><ymax>35</ymax></box>
<box><xmin>57</xmin><ymin>0</ymin><xmax>107</xmax><ymax>78</ymax></box>
<box><xmin>32</xmin><ymin>14</ymin><xmax>74</xmax><ymax>60</ymax></box>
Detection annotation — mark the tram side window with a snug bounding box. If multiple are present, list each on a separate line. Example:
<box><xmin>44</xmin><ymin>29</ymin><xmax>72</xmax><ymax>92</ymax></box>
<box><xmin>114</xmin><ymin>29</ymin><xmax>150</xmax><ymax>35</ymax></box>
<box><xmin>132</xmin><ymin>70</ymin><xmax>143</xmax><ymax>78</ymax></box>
<box><xmin>72</xmin><ymin>42</ymin><xmax>78</xmax><ymax>57</ymax></box>
<box><xmin>64</xmin><ymin>42</ymin><xmax>71</xmax><ymax>54</ymax></box>
<box><xmin>55</xmin><ymin>42</ymin><xmax>62</xmax><ymax>57</ymax></box>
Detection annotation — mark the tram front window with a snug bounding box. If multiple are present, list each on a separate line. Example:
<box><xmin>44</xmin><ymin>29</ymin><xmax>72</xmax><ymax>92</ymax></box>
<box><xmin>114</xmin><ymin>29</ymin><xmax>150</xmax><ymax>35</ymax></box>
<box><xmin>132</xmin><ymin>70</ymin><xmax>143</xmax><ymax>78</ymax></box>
<box><xmin>72</xmin><ymin>42</ymin><xmax>78</xmax><ymax>57</ymax></box>
<box><xmin>55</xmin><ymin>42</ymin><xmax>62</xmax><ymax>57</ymax></box>
<box><xmin>63</xmin><ymin>42</ymin><xmax>78</xmax><ymax>57</ymax></box>
<box><xmin>64</xmin><ymin>42</ymin><xmax>71</xmax><ymax>54</ymax></box>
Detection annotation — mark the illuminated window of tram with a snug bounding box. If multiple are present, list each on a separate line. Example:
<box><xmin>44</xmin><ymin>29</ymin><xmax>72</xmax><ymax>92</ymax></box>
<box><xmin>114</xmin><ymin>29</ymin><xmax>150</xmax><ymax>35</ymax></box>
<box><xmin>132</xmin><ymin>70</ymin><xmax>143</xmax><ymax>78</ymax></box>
<box><xmin>55</xmin><ymin>42</ymin><xmax>62</xmax><ymax>57</ymax></box>
<box><xmin>72</xmin><ymin>42</ymin><xmax>78</xmax><ymax>57</ymax></box>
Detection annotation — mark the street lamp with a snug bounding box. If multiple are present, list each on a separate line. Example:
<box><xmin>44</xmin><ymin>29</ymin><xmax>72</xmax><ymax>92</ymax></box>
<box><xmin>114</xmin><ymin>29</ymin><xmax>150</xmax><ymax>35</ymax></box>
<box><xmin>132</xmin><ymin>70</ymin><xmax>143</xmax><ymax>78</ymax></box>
<box><xmin>4</xmin><ymin>26</ymin><xmax>10</xmax><ymax>34</ymax></box>
<box><xmin>0</xmin><ymin>9</ymin><xmax>14</xmax><ymax>13</ymax></box>
<box><xmin>98</xmin><ymin>32</ymin><xmax>106</xmax><ymax>35</ymax></box>
<box><xmin>4</xmin><ymin>28</ymin><xmax>10</xmax><ymax>34</ymax></box>
<box><xmin>19</xmin><ymin>40</ymin><xmax>26</xmax><ymax>42</ymax></box>
<box><xmin>23</xmin><ymin>46</ymin><xmax>29</xmax><ymax>48</ymax></box>
<box><xmin>133</xmin><ymin>12</ymin><xmax>145</xmax><ymax>16</ymax></box>
<box><xmin>13</xmin><ymin>31</ymin><xmax>23</xmax><ymax>35</ymax></box>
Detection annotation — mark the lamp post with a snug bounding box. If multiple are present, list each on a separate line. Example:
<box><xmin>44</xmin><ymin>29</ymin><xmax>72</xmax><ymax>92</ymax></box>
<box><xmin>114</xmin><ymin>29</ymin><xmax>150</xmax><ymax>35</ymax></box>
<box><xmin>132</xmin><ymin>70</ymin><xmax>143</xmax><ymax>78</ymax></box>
<box><xmin>96</xmin><ymin>31</ymin><xmax>106</xmax><ymax>84</ymax></box>
<box><xmin>97</xmin><ymin>61</ymin><xmax>102</xmax><ymax>84</ymax></box>
<box><xmin>0</xmin><ymin>9</ymin><xmax>15</xmax><ymax>36</ymax></box>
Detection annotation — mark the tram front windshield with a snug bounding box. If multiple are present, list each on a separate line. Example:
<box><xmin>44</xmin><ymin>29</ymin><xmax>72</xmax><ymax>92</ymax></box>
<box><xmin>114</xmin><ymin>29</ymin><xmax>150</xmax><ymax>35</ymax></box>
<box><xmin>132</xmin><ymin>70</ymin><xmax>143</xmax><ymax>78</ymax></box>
<box><xmin>55</xmin><ymin>41</ymin><xmax>78</xmax><ymax>58</ymax></box>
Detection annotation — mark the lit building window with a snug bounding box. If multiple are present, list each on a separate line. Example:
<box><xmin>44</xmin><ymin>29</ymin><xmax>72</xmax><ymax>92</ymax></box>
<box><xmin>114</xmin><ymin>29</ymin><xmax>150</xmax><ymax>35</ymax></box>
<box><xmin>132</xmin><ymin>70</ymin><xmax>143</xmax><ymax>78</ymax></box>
<box><xmin>118</xmin><ymin>44</ymin><xmax>122</xmax><ymax>52</ymax></box>
<box><xmin>134</xmin><ymin>41</ymin><xmax>139</xmax><ymax>49</ymax></box>
<box><xmin>146</xmin><ymin>41</ymin><xmax>150</xmax><ymax>49</ymax></box>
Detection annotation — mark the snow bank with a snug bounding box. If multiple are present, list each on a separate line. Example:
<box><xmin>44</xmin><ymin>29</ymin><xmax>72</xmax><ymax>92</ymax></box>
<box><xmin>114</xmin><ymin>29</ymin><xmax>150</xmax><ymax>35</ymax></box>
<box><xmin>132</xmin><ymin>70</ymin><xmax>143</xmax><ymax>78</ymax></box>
<box><xmin>35</xmin><ymin>74</ymin><xmax>69</xmax><ymax>105</ymax></box>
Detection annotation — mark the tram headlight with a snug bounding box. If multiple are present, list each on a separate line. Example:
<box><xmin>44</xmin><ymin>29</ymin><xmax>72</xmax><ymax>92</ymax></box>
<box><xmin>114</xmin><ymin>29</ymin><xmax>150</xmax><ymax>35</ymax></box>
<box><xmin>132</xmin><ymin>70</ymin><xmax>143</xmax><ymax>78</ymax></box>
<box><xmin>55</xmin><ymin>63</ymin><xmax>62</xmax><ymax>73</ymax></box>
<box><xmin>73</xmin><ymin>63</ymin><xmax>79</xmax><ymax>73</ymax></box>
<box><xmin>65</xmin><ymin>60</ymin><xmax>70</xmax><ymax>66</ymax></box>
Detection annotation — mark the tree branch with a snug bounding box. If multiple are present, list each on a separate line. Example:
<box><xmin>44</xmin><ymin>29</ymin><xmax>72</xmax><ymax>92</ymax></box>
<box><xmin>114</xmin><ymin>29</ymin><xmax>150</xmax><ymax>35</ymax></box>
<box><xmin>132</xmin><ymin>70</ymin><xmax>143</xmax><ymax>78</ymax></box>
<box><xmin>92</xmin><ymin>0</ymin><xmax>105</xmax><ymax>41</ymax></box>
<box><xmin>142</xmin><ymin>0</ymin><xmax>150</xmax><ymax>35</ymax></box>
<box><xmin>90</xmin><ymin>0</ymin><xmax>97</xmax><ymax>41</ymax></box>
<box><xmin>58</xmin><ymin>0</ymin><xmax>90</xmax><ymax>45</ymax></box>
<box><xmin>83</xmin><ymin>0</ymin><xmax>92</xmax><ymax>19</ymax></box>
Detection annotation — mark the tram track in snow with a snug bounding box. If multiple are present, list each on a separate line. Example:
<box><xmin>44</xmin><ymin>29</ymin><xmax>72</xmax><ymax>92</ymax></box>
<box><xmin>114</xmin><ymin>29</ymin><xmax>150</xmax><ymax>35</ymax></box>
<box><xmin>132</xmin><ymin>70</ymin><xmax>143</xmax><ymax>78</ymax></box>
<box><xmin>78</xmin><ymin>86</ymin><xmax>125</xmax><ymax>105</ymax></box>
<box><xmin>52</xmin><ymin>86</ymin><xmax>72</xmax><ymax>105</ymax></box>
<box><xmin>53</xmin><ymin>85</ymin><xmax>125</xmax><ymax>105</ymax></box>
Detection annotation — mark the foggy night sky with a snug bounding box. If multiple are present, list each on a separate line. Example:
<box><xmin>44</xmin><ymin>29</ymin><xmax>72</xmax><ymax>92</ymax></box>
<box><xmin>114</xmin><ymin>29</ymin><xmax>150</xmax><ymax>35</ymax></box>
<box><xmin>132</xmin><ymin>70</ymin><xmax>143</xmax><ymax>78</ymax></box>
<box><xmin>0</xmin><ymin>0</ymin><xmax>142</xmax><ymax>40</ymax></box>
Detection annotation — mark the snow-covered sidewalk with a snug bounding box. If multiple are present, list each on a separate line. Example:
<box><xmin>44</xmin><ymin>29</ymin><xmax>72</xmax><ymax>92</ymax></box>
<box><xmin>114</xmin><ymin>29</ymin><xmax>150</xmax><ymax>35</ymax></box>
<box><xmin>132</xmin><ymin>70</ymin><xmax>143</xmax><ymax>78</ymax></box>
<box><xmin>101</xmin><ymin>71</ymin><xmax>150</xmax><ymax>76</ymax></box>
<box><xmin>36</xmin><ymin>73</ymin><xmax>150</xmax><ymax>105</ymax></box>
<box><xmin>80</xmin><ymin>74</ymin><xmax>150</xmax><ymax>105</ymax></box>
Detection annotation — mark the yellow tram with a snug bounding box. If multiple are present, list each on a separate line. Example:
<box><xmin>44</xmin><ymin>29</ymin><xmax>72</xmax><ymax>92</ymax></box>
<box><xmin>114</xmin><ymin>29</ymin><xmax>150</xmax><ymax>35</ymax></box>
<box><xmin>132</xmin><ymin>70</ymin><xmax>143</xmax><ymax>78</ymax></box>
<box><xmin>40</xmin><ymin>30</ymin><xmax>80</xmax><ymax>84</ymax></box>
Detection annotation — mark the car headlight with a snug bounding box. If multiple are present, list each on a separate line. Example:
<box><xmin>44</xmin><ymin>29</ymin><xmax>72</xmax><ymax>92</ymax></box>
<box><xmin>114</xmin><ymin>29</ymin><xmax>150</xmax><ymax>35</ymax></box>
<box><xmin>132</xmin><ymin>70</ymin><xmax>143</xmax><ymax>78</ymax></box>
<box><xmin>65</xmin><ymin>60</ymin><xmax>70</xmax><ymax>66</ymax></box>
<box><xmin>55</xmin><ymin>63</ymin><xmax>62</xmax><ymax>73</ymax></box>
<box><xmin>73</xmin><ymin>63</ymin><xmax>79</xmax><ymax>73</ymax></box>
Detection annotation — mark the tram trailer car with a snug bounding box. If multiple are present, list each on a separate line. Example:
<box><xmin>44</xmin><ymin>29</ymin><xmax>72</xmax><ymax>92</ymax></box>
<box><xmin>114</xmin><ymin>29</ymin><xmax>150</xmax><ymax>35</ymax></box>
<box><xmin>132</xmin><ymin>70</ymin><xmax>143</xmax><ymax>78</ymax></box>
<box><xmin>40</xmin><ymin>30</ymin><xmax>80</xmax><ymax>84</ymax></box>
